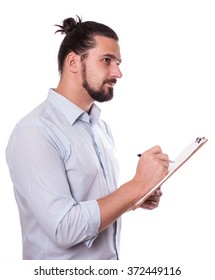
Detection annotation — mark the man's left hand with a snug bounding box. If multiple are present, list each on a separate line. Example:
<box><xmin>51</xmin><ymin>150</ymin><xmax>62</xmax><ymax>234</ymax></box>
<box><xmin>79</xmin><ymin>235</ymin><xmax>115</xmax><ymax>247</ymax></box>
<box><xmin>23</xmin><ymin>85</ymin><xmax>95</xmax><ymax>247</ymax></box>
<box><xmin>140</xmin><ymin>187</ymin><xmax>163</xmax><ymax>210</ymax></box>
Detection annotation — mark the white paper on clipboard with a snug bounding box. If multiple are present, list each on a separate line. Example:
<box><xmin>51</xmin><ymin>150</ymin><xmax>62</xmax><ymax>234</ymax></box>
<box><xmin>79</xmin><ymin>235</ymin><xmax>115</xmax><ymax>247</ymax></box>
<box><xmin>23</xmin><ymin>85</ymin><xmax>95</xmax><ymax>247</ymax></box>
<box><xmin>132</xmin><ymin>136</ymin><xmax>208</xmax><ymax>210</ymax></box>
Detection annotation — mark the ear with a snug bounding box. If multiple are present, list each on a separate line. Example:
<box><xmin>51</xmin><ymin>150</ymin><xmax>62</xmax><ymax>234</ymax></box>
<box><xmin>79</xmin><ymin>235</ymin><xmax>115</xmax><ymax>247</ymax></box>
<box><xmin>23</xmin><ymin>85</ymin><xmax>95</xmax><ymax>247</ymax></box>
<box><xmin>65</xmin><ymin>52</ymin><xmax>79</xmax><ymax>73</ymax></box>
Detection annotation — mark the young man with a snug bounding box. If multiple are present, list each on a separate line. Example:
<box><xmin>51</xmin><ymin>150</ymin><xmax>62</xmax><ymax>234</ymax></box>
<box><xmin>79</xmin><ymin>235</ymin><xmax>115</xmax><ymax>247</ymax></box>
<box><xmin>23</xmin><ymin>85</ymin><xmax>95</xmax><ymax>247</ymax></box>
<box><xmin>6</xmin><ymin>17</ymin><xmax>169</xmax><ymax>260</ymax></box>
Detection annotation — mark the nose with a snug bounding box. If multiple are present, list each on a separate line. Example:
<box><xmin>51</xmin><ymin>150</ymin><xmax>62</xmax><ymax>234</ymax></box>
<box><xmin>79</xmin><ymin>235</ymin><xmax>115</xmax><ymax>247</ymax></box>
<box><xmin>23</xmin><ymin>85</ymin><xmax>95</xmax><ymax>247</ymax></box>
<box><xmin>110</xmin><ymin>64</ymin><xmax>123</xmax><ymax>79</ymax></box>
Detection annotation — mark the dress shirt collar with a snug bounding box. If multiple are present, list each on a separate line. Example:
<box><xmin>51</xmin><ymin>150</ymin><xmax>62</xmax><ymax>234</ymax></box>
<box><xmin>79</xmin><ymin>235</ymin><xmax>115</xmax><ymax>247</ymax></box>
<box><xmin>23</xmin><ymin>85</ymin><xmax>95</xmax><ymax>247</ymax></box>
<box><xmin>48</xmin><ymin>88</ymin><xmax>101</xmax><ymax>126</ymax></box>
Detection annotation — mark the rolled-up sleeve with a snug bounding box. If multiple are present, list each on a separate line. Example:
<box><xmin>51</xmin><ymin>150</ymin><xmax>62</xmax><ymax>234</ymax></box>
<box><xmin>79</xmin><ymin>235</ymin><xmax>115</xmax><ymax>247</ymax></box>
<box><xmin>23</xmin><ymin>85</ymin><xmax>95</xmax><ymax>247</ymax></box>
<box><xmin>79</xmin><ymin>200</ymin><xmax>100</xmax><ymax>247</ymax></box>
<box><xmin>55</xmin><ymin>200</ymin><xmax>101</xmax><ymax>248</ymax></box>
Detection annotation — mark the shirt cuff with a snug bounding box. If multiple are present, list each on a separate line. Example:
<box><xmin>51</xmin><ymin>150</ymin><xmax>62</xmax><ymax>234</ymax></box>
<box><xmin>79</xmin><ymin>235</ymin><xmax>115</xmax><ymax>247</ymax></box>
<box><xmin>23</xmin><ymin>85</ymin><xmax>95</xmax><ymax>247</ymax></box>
<box><xmin>79</xmin><ymin>200</ymin><xmax>101</xmax><ymax>248</ymax></box>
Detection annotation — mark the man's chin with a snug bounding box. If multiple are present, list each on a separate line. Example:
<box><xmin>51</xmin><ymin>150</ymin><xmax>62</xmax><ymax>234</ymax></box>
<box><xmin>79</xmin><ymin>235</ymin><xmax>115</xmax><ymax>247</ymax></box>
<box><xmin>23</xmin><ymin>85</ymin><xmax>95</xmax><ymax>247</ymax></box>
<box><xmin>86</xmin><ymin>86</ymin><xmax>114</xmax><ymax>102</ymax></box>
<box><xmin>96</xmin><ymin>94</ymin><xmax>113</xmax><ymax>103</ymax></box>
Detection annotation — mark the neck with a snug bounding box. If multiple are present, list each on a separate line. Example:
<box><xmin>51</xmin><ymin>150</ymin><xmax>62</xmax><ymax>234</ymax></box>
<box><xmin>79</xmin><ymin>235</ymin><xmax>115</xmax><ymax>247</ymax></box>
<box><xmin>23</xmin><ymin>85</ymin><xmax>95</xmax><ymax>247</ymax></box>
<box><xmin>55</xmin><ymin>80</ymin><xmax>94</xmax><ymax>113</ymax></box>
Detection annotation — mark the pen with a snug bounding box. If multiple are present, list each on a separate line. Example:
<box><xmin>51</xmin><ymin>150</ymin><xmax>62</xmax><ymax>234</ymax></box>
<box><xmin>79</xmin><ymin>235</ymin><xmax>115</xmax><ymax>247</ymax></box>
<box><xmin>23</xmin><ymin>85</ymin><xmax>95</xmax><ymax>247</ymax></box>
<box><xmin>137</xmin><ymin>154</ymin><xmax>174</xmax><ymax>163</ymax></box>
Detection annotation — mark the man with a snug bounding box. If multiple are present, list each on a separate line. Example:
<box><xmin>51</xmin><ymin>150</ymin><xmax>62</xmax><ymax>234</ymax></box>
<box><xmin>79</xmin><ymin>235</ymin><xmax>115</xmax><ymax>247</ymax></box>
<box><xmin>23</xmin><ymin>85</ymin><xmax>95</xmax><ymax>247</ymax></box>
<box><xmin>6</xmin><ymin>16</ymin><xmax>169</xmax><ymax>260</ymax></box>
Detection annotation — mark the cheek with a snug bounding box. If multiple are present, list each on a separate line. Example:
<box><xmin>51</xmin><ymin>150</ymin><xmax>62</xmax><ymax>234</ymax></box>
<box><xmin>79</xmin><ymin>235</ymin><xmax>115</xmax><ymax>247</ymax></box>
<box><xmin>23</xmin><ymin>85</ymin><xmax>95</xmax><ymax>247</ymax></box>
<box><xmin>84</xmin><ymin>60</ymin><xmax>107</xmax><ymax>87</ymax></box>
<box><xmin>87</xmin><ymin>70</ymin><xmax>104</xmax><ymax>87</ymax></box>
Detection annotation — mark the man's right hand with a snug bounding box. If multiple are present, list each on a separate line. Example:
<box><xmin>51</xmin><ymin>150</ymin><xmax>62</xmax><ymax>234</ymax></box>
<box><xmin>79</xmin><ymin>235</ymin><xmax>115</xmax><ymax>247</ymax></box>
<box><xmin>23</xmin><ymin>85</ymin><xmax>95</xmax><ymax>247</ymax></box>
<box><xmin>134</xmin><ymin>145</ymin><xmax>169</xmax><ymax>195</ymax></box>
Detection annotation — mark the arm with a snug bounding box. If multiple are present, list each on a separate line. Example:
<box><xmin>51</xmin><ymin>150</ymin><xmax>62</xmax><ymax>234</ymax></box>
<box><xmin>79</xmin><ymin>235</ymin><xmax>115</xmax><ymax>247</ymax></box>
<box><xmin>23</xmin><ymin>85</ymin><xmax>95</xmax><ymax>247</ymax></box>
<box><xmin>97</xmin><ymin>145</ymin><xmax>169</xmax><ymax>231</ymax></box>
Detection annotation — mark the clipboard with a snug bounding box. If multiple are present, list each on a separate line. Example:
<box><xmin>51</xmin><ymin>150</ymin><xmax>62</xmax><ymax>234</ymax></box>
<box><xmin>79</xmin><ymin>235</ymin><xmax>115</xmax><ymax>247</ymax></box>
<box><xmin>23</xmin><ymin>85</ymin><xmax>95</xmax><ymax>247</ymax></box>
<box><xmin>132</xmin><ymin>136</ymin><xmax>208</xmax><ymax>210</ymax></box>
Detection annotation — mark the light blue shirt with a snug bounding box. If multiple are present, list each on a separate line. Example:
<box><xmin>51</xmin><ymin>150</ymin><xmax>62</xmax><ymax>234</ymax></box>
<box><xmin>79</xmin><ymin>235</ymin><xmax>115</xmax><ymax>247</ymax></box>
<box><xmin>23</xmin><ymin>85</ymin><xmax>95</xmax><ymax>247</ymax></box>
<box><xmin>6</xmin><ymin>89</ymin><xmax>121</xmax><ymax>260</ymax></box>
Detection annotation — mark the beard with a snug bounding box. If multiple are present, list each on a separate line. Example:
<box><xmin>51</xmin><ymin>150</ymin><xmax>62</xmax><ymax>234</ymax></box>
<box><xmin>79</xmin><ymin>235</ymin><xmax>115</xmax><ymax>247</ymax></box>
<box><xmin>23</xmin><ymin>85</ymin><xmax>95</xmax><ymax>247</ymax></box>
<box><xmin>81</xmin><ymin>63</ymin><xmax>116</xmax><ymax>103</ymax></box>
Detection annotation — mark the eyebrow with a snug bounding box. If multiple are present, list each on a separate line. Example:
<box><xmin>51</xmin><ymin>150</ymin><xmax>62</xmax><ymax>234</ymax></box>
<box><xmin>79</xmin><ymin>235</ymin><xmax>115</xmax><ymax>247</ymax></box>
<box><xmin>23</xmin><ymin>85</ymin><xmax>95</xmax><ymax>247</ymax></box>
<box><xmin>102</xmin><ymin>54</ymin><xmax>122</xmax><ymax>64</ymax></box>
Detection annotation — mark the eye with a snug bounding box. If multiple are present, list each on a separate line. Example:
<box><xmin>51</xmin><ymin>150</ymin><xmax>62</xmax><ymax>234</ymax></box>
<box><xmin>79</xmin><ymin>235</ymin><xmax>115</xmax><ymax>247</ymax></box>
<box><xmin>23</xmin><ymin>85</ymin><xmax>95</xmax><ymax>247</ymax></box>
<box><xmin>103</xmin><ymin>57</ymin><xmax>111</xmax><ymax>63</ymax></box>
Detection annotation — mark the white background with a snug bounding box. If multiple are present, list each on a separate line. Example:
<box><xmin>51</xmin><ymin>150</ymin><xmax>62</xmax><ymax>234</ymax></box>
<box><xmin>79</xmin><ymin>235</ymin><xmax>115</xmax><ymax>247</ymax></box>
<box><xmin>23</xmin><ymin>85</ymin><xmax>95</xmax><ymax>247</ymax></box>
<box><xmin>0</xmin><ymin>0</ymin><xmax>214</xmax><ymax>279</ymax></box>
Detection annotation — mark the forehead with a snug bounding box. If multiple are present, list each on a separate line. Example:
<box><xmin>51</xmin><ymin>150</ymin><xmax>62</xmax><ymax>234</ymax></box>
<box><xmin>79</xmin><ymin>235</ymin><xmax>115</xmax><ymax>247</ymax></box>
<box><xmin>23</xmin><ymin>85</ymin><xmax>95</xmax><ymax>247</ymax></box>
<box><xmin>89</xmin><ymin>35</ymin><xmax>121</xmax><ymax>61</ymax></box>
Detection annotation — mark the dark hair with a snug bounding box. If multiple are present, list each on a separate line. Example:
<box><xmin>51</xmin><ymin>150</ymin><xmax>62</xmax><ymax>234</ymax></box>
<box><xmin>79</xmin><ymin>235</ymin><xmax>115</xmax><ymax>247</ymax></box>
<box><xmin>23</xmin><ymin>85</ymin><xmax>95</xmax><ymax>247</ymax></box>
<box><xmin>55</xmin><ymin>16</ymin><xmax>119</xmax><ymax>74</ymax></box>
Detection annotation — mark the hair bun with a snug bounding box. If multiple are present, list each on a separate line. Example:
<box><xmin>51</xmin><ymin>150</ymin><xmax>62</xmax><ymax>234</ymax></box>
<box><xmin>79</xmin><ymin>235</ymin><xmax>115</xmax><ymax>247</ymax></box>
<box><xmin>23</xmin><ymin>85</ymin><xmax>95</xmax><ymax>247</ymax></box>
<box><xmin>55</xmin><ymin>16</ymin><xmax>82</xmax><ymax>35</ymax></box>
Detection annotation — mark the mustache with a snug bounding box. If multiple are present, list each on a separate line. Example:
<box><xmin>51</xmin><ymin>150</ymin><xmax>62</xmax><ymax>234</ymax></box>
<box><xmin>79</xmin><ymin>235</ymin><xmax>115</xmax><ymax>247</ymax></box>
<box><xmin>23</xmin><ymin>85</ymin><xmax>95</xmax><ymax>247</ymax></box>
<box><xmin>103</xmin><ymin>78</ymin><xmax>117</xmax><ymax>85</ymax></box>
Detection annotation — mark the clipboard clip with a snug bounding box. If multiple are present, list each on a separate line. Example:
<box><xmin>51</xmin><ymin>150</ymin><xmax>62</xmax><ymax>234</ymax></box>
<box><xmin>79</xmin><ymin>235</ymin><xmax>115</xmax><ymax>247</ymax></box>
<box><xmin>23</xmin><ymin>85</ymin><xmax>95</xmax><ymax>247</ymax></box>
<box><xmin>195</xmin><ymin>137</ymin><xmax>206</xmax><ymax>144</ymax></box>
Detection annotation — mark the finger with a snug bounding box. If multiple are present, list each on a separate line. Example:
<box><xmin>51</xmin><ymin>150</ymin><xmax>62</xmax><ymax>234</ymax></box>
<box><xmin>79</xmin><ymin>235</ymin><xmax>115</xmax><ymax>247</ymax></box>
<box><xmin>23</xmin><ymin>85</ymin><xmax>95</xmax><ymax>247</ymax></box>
<box><xmin>146</xmin><ymin>195</ymin><xmax>161</xmax><ymax>203</ymax></box>
<box><xmin>141</xmin><ymin>145</ymin><xmax>162</xmax><ymax>155</ymax></box>
<box><xmin>140</xmin><ymin>200</ymin><xmax>159</xmax><ymax>210</ymax></box>
<box><xmin>158</xmin><ymin>152</ymin><xmax>169</xmax><ymax>160</ymax></box>
<box><xmin>157</xmin><ymin>153</ymin><xmax>170</xmax><ymax>169</ymax></box>
<box><xmin>153</xmin><ymin>188</ymin><xmax>163</xmax><ymax>196</ymax></box>
<box><xmin>141</xmin><ymin>188</ymin><xmax>162</xmax><ymax>210</ymax></box>
<box><xmin>150</xmin><ymin>145</ymin><xmax>162</xmax><ymax>154</ymax></box>
<box><xmin>146</xmin><ymin>188</ymin><xmax>162</xmax><ymax>200</ymax></box>
<box><xmin>144</xmin><ymin>189</ymin><xmax>162</xmax><ymax>203</ymax></box>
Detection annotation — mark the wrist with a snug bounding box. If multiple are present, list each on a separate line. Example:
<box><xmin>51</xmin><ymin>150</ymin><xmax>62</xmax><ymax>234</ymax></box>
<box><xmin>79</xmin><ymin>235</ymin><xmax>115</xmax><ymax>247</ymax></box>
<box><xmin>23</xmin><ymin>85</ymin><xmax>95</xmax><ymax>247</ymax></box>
<box><xmin>120</xmin><ymin>178</ymin><xmax>148</xmax><ymax>206</ymax></box>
